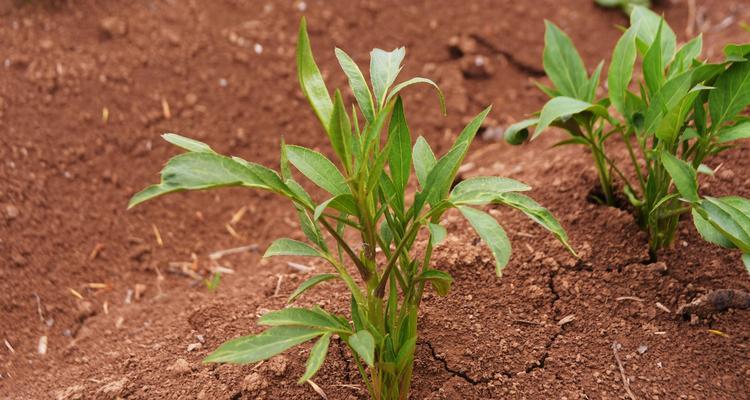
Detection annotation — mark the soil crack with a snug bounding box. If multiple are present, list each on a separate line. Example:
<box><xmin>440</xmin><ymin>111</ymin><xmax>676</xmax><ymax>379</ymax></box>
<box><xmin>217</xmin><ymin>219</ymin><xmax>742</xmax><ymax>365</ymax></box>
<box><xmin>421</xmin><ymin>340</ymin><xmax>512</xmax><ymax>385</ymax></box>
<box><xmin>469</xmin><ymin>34</ymin><xmax>545</xmax><ymax>76</ymax></box>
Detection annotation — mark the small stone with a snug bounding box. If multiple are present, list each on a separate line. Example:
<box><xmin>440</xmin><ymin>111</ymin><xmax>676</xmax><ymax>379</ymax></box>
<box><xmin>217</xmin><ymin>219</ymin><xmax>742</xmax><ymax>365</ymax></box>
<box><xmin>169</xmin><ymin>358</ymin><xmax>192</xmax><ymax>375</ymax></box>
<box><xmin>718</xmin><ymin>168</ymin><xmax>735</xmax><ymax>181</ymax></box>
<box><xmin>39</xmin><ymin>39</ymin><xmax>54</xmax><ymax>50</ymax></box>
<box><xmin>134</xmin><ymin>284</ymin><xmax>147</xmax><ymax>301</ymax></box>
<box><xmin>97</xmin><ymin>377</ymin><xmax>127</xmax><ymax>397</ymax></box>
<box><xmin>241</xmin><ymin>372</ymin><xmax>268</xmax><ymax>393</ymax></box>
<box><xmin>447</xmin><ymin>34</ymin><xmax>478</xmax><ymax>59</ymax></box>
<box><xmin>186</xmin><ymin>342</ymin><xmax>202</xmax><ymax>352</ymax></box>
<box><xmin>11</xmin><ymin>252</ymin><xmax>27</xmax><ymax>267</ymax></box>
<box><xmin>185</xmin><ymin>93</ymin><xmax>198</xmax><ymax>106</ymax></box>
<box><xmin>460</xmin><ymin>55</ymin><xmax>494</xmax><ymax>80</ymax></box>
<box><xmin>5</xmin><ymin>204</ymin><xmax>19</xmax><ymax>219</ymax></box>
<box><xmin>637</xmin><ymin>345</ymin><xmax>648</xmax><ymax>354</ymax></box>
<box><xmin>99</xmin><ymin>17</ymin><xmax>128</xmax><ymax>38</ymax></box>
<box><xmin>76</xmin><ymin>300</ymin><xmax>96</xmax><ymax>321</ymax></box>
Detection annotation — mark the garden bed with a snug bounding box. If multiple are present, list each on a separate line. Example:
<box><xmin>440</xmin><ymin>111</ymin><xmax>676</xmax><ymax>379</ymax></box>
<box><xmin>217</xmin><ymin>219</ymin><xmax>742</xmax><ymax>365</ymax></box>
<box><xmin>1</xmin><ymin>0</ymin><xmax>749</xmax><ymax>399</ymax></box>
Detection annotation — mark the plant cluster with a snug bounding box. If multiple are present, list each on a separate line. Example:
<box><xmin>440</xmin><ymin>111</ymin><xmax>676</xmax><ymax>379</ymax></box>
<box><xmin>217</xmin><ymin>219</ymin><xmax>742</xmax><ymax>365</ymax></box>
<box><xmin>129</xmin><ymin>18</ymin><xmax>573</xmax><ymax>399</ymax></box>
<box><xmin>506</xmin><ymin>6</ymin><xmax>750</xmax><ymax>266</ymax></box>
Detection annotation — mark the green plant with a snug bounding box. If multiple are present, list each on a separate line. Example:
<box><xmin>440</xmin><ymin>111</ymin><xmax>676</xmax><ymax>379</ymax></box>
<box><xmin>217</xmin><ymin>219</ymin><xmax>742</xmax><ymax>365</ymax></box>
<box><xmin>506</xmin><ymin>7</ymin><xmax>750</xmax><ymax>265</ymax></box>
<box><xmin>595</xmin><ymin>0</ymin><xmax>653</xmax><ymax>15</ymax></box>
<box><xmin>128</xmin><ymin>18</ymin><xmax>573</xmax><ymax>400</ymax></box>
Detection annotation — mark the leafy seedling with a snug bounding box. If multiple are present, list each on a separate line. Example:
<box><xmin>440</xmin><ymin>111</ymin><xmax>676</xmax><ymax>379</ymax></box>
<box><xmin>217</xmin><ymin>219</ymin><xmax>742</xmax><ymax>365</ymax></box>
<box><xmin>507</xmin><ymin>6</ymin><xmax>750</xmax><ymax>268</ymax></box>
<box><xmin>129</xmin><ymin>18</ymin><xmax>574</xmax><ymax>399</ymax></box>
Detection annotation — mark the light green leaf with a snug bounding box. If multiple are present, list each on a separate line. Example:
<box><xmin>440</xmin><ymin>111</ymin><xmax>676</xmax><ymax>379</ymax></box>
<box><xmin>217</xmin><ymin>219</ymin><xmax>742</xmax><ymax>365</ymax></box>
<box><xmin>494</xmin><ymin>192</ymin><xmax>575</xmax><ymax>255</ymax></box>
<box><xmin>692</xmin><ymin>208</ymin><xmax>735</xmax><ymax>248</ymax></box>
<box><xmin>370</xmin><ymin>47</ymin><xmax>406</xmax><ymax>108</ymax></box>
<box><xmin>709</xmin><ymin>61</ymin><xmax>750</xmax><ymax>128</ymax></box>
<box><xmin>299</xmin><ymin>332</ymin><xmax>331</xmax><ymax>384</ymax></box>
<box><xmin>385</xmin><ymin>77</ymin><xmax>446</xmax><ymax>115</ymax></box>
<box><xmin>670</xmin><ymin>34</ymin><xmax>703</xmax><ymax>77</ymax></box>
<box><xmin>535</xmin><ymin>97</ymin><xmax>607</xmax><ymax>138</ymax></box>
<box><xmin>458</xmin><ymin>206</ymin><xmax>511</xmax><ymax>276</ymax></box>
<box><xmin>415</xmin><ymin>269</ymin><xmax>453</xmax><ymax>296</ymax></box>
<box><xmin>297</xmin><ymin>18</ymin><xmax>333</xmax><ymax>132</ymax></box>
<box><xmin>412</xmin><ymin>136</ymin><xmax>437</xmax><ymax>189</ymax></box>
<box><xmin>258</xmin><ymin>308</ymin><xmax>345</xmax><ymax>331</ymax></box>
<box><xmin>717</xmin><ymin>121</ymin><xmax>750</xmax><ymax>143</ymax></box>
<box><xmin>313</xmin><ymin>194</ymin><xmax>358</xmax><ymax>221</ymax></box>
<box><xmin>428</xmin><ymin>223</ymin><xmax>447</xmax><ymax>247</ymax></box>
<box><xmin>630</xmin><ymin>6</ymin><xmax>676</xmax><ymax>63</ymax></box>
<box><xmin>643</xmin><ymin>71</ymin><xmax>692</xmax><ymax>134</ymax></box>
<box><xmin>450</xmin><ymin>176</ymin><xmax>531</xmax><ymax>205</ymax></box>
<box><xmin>162</xmin><ymin>133</ymin><xmax>216</xmax><ymax>153</ymax></box>
<box><xmin>285</xmin><ymin>145</ymin><xmax>349</xmax><ymax>196</ymax></box>
<box><xmin>654</xmin><ymin>87</ymin><xmax>705</xmax><ymax>143</ymax></box>
<box><xmin>660</xmin><ymin>152</ymin><xmax>699</xmax><ymax>203</ymax></box>
<box><xmin>584</xmin><ymin>61</ymin><xmax>604</xmax><ymax>103</ymax></box>
<box><xmin>699</xmin><ymin>197</ymin><xmax>750</xmax><ymax>252</ymax></box>
<box><xmin>204</xmin><ymin>326</ymin><xmax>321</xmax><ymax>364</ymax></box>
<box><xmin>543</xmin><ymin>21</ymin><xmax>589</xmax><ymax>99</ymax></box>
<box><xmin>642</xmin><ymin>20</ymin><xmax>665</xmax><ymax>94</ymax></box>
<box><xmin>504</xmin><ymin>118</ymin><xmax>538</xmax><ymax>145</ymax></box>
<box><xmin>264</xmin><ymin>238</ymin><xmax>322</xmax><ymax>258</ymax></box>
<box><xmin>335</xmin><ymin>48</ymin><xmax>375</xmax><ymax>122</ymax></box>
<box><xmin>288</xmin><ymin>274</ymin><xmax>338</xmax><ymax>303</ymax></box>
<box><xmin>697</xmin><ymin>164</ymin><xmax>715</xmax><ymax>176</ymax></box>
<box><xmin>348</xmin><ymin>330</ymin><xmax>375</xmax><ymax>367</ymax></box>
<box><xmin>388</xmin><ymin>98</ymin><xmax>412</xmax><ymax>194</ymax></box>
<box><xmin>329</xmin><ymin>90</ymin><xmax>354</xmax><ymax>171</ymax></box>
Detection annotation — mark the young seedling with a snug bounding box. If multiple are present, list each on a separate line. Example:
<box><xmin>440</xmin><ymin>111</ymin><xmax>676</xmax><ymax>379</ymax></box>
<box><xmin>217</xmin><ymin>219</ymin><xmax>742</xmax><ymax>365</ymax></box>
<box><xmin>595</xmin><ymin>0</ymin><xmax>654</xmax><ymax>15</ymax></box>
<box><xmin>506</xmin><ymin>6</ymin><xmax>750</xmax><ymax>265</ymax></box>
<box><xmin>129</xmin><ymin>19</ymin><xmax>573</xmax><ymax>399</ymax></box>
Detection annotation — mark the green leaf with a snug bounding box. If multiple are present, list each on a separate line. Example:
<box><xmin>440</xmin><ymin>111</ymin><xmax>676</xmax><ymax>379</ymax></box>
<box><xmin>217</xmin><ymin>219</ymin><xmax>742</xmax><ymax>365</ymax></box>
<box><xmin>288</xmin><ymin>274</ymin><xmax>338</xmax><ymax>303</ymax></box>
<box><xmin>535</xmin><ymin>97</ymin><xmax>607</xmax><ymax>138</ymax></box>
<box><xmin>724</xmin><ymin>44</ymin><xmax>750</xmax><ymax>61</ymax></box>
<box><xmin>584</xmin><ymin>61</ymin><xmax>604</xmax><ymax>103</ymax></box>
<box><xmin>504</xmin><ymin>118</ymin><xmax>538</xmax><ymax>145</ymax></box>
<box><xmin>709</xmin><ymin>61</ymin><xmax>750</xmax><ymax>128</ymax></box>
<box><xmin>630</xmin><ymin>6</ymin><xmax>676</xmax><ymax>63</ymax></box>
<box><xmin>692</xmin><ymin>208</ymin><xmax>735</xmax><ymax>248</ymax></box>
<box><xmin>494</xmin><ymin>192</ymin><xmax>575</xmax><ymax>255</ymax></box>
<box><xmin>204</xmin><ymin>326</ymin><xmax>321</xmax><ymax>364</ymax></box>
<box><xmin>329</xmin><ymin>90</ymin><xmax>354</xmax><ymax>171</ymax></box>
<box><xmin>670</xmin><ymin>34</ymin><xmax>703</xmax><ymax>77</ymax></box>
<box><xmin>450</xmin><ymin>176</ymin><xmax>531</xmax><ymax>205</ymax></box>
<box><xmin>313</xmin><ymin>194</ymin><xmax>358</xmax><ymax>220</ymax></box>
<box><xmin>543</xmin><ymin>21</ymin><xmax>589</xmax><ymax>99</ymax></box>
<box><xmin>370</xmin><ymin>47</ymin><xmax>406</xmax><ymax>108</ymax></box>
<box><xmin>654</xmin><ymin>87</ymin><xmax>706</xmax><ymax>143</ymax></box>
<box><xmin>412</xmin><ymin>136</ymin><xmax>437</xmax><ymax>189</ymax></box>
<box><xmin>743</xmin><ymin>254</ymin><xmax>750</xmax><ymax>273</ymax></box>
<box><xmin>642</xmin><ymin>20</ymin><xmax>665</xmax><ymax>94</ymax></box>
<box><xmin>458</xmin><ymin>206</ymin><xmax>511</xmax><ymax>276</ymax></box>
<box><xmin>299</xmin><ymin>332</ymin><xmax>331</xmax><ymax>384</ymax></box>
<box><xmin>642</xmin><ymin>71</ymin><xmax>692</xmax><ymax>135</ymax></box>
<box><xmin>264</xmin><ymin>238</ymin><xmax>322</xmax><ymax>258</ymax></box>
<box><xmin>297</xmin><ymin>18</ymin><xmax>333</xmax><ymax>132</ymax></box>
<box><xmin>258</xmin><ymin>308</ymin><xmax>345</xmax><ymax>331</ymax></box>
<box><xmin>428</xmin><ymin>223</ymin><xmax>447</xmax><ymax>247</ymax></box>
<box><xmin>415</xmin><ymin>269</ymin><xmax>453</xmax><ymax>296</ymax></box>
<box><xmin>162</xmin><ymin>133</ymin><xmax>216</xmax><ymax>153</ymax></box>
<box><xmin>385</xmin><ymin>77</ymin><xmax>446</xmax><ymax>115</ymax></box>
<box><xmin>388</xmin><ymin>97</ymin><xmax>412</xmax><ymax>194</ymax></box>
<box><xmin>699</xmin><ymin>197</ymin><xmax>750</xmax><ymax>252</ymax></box>
<box><xmin>348</xmin><ymin>330</ymin><xmax>375</xmax><ymax>367</ymax></box>
<box><xmin>129</xmin><ymin>153</ymin><xmax>277</xmax><ymax>209</ymax></box>
<box><xmin>660</xmin><ymin>152</ymin><xmax>699</xmax><ymax>203</ymax></box>
<box><xmin>285</xmin><ymin>145</ymin><xmax>350</xmax><ymax>196</ymax></box>
<box><xmin>717</xmin><ymin>121</ymin><xmax>750</xmax><ymax>143</ymax></box>
<box><xmin>335</xmin><ymin>48</ymin><xmax>375</xmax><ymax>123</ymax></box>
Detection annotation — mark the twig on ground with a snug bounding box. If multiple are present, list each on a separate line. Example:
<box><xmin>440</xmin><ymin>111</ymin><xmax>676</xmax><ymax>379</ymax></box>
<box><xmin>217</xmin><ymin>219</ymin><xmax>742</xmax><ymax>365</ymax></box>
<box><xmin>513</xmin><ymin>319</ymin><xmax>542</xmax><ymax>326</ymax></box>
<box><xmin>209</xmin><ymin>244</ymin><xmax>259</xmax><ymax>260</ymax></box>
<box><xmin>616</xmin><ymin>296</ymin><xmax>644</xmax><ymax>302</ymax></box>
<box><xmin>152</xmin><ymin>224</ymin><xmax>164</xmax><ymax>247</ymax></box>
<box><xmin>273</xmin><ymin>274</ymin><xmax>284</xmax><ymax>297</ymax></box>
<box><xmin>655</xmin><ymin>302</ymin><xmax>671</xmax><ymax>314</ymax></box>
<box><xmin>33</xmin><ymin>293</ymin><xmax>45</xmax><ymax>323</ymax></box>
<box><xmin>4</xmin><ymin>339</ymin><xmax>15</xmax><ymax>353</ymax></box>
<box><xmin>612</xmin><ymin>341</ymin><xmax>637</xmax><ymax>400</ymax></box>
<box><xmin>557</xmin><ymin>314</ymin><xmax>575</xmax><ymax>326</ymax></box>
<box><xmin>287</xmin><ymin>262</ymin><xmax>313</xmax><ymax>273</ymax></box>
<box><xmin>307</xmin><ymin>379</ymin><xmax>329</xmax><ymax>400</ymax></box>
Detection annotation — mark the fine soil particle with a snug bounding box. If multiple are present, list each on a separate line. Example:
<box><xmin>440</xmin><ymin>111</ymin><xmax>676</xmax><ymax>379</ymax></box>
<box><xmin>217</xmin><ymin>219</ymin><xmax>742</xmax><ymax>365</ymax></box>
<box><xmin>2</xmin><ymin>1</ymin><xmax>750</xmax><ymax>399</ymax></box>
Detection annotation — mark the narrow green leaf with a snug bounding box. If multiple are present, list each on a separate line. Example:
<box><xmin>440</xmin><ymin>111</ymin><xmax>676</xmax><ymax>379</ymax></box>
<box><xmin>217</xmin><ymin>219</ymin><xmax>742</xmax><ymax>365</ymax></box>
<box><xmin>494</xmin><ymin>192</ymin><xmax>575</xmax><ymax>255</ymax></box>
<box><xmin>700</xmin><ymin>197</ymin><xmax>750</xmax><ymax>252</ymax></box>
<box><xmin>709</xmin><ymin>61</ymin><xmax>750</xmax><ymax>128</ymax></box>
<box><xmin>608</xmin><ymin>23</ymin><xmax>639</xmax><ymax>119</ymax></box>
<box><xmin>329</xmin><ymin>90</ymin><xmax>353</xmax><ymax>171</ymax></box>
<box><xmin>670</xmin><ymin>34</ymin><xmax>703</xmax><ymax>77</ymax></box>
<box><xmin>297</xmin><ymin>18</ymin><xmax>333</xmax><ymax>132</ymax></box>
<box><xmin>313</xmin><ymin>194</ymin><xmax>358</xmax><ymax>221</ymax></box>
<box><xmin>642</xmin><ymin>20</ymin><xmax>665</xmax><ymax>94</ymax></box>
<box><xmin>385</xmin><ymin>77</ymin><xmax>446</xmax><ymax>115</ymax></box>
<box><xmin>204</xmin><ymin>326</ymin><xmax>321</xmax><ymax>364</ymax></box>
<box><xmin>162</xmin><ymin>133</ymin><xmax>216</xmax><ymax>153</ymax></box>
<box><xmin>458</xmin><ymin>206</ymin><xmax>511</xmax><ymax>276</ymax></box>
<box><xmin>412</xmin><ymin>136</ymin><xmax>437</xmax><ymax>189</ymax></box>
<box><xmin>660</xmin><ymin>152</ymin><xmax>699</xmax><ymax>203</ymax></box>
<box><xmin>642</xmin><ymin>71</ymin><xmax>692</xmax><ymax>135</ymax></box>
<box><xmin>504</xmin><ymin>118</ymin><xmax>538</xmax><ymax>145</ymax></box>
<box><xmin>451</xmin><ymin>176</ymin><xmax>531</xmax><ymax>205</ymax></box>
<box><xmin>585</xmin><ymin>61</ymin><xmax>604</xmax><ymax>103</ymax></box>
<box><xmin>264</xmin><ymin>238</ymin><xmax>322</xmax><ymax>258</ymax></box>
<box><xmin>370</xmin><ymin>47</ymin><xmax>406</xmax><ymax>108</ymax></box>
<box><xmin>717</xmin><ymin>121</ymin><xmax>750</xmax><ymax>143</ymax></box>
<box><xmin>543</xmin><ymin>21</ymin><xmax>589</xmax><ymax>99</ymax></box>
<box><xmin>630</xmin><ymin>6</ymin><xmax>676</xmax><ymax>63</ymax></box>
<box><xmin>692</xmin><ymin>208</ymin><xmax>735</xmax><ymax>248</ymax></box>
<box><xmin>335</xmin><ymin>48</ymin><xmax>375</xmax><ymax>122</ymax></box>
<box><xmin>388</xmin><ymin>97</ymin><xmax>412</xmax><ymax>194</ymax></box>
<box><xmin>258</xmin><ymin>308</ymin><xmax>344</xmax><ymax>331</ymax></box>
<box><xmin>415</xmin><ymin>269</ymin><xmax>453</xmax><ymax>296</ymax></box>
<box><xmin>299</xmin><ymin>333</ymin><xmax>331</xmax><ymax>384</ymax></box>
<box><xmin>428</xmin><ymin>223</ymin><xmax>447</xmax><ymax>247</ymax></box>
<box><xmin>288</xmin><ymin>274</ymin><xmax>338</xmax><ymax>303</ymax></box>
<box><xmin>535</xmin><ymin>97</ymin><xmax>607</xmax><ymax>138</ymax></box>
<box><xmin>285</xmin><ymin>145</ymin><xmax>350</xmax><ymax>196</ymax></box>
<box><xmin>348</xmin><ymin>330</ymin><xmax>375</xmax><ymax>367</ymax></box>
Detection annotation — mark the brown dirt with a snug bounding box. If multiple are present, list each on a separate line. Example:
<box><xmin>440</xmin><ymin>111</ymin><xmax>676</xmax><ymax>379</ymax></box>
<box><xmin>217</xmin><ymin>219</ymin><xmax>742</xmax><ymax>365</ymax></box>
<box><xmin>2</xmin><ymin>0</ymin><xmax>750</xmax><ymax>399</ymax></box>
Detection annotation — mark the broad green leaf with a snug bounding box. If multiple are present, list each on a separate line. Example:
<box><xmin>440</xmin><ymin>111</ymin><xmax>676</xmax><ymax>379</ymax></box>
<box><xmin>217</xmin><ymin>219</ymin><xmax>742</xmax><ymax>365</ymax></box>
<box><xmin>385</xmin><ymin>77</ymin><xmax>446</xmax><ymax>115</ymax></box>
<box><xmin>162</xmin><ymin>133</ymin><xmax>216</xmax><ymax>153</ymax></box>
<box><xmin>258</xmin><ymin>308</ymin><xmax>345</xmax><ymax>331</ymax></box>
<box><xmin>642</xmin><ymin>20</ymin><xmax>665</xmax><ymax>94</ymax></box>
<box><xmin>264</xmin><ymin>238</ymin><xmax>322</xmax><ymax>258</ymax></box>
<box><xmin>458</xmin><ymin>206</ymin><xmax>511</xmax><ymax>276</ymax></box>
<box><xmin>654</xmin><ymin>87</ymin><xmax>705</xmax><ymax>143</ymax></box>
<box><xmin>709</xmin><ymin>61</ymin><xmax>750</xmax><ymax>128</ymax></box>
<box><xmin>670</xmin><ymin>34</ymin><xmax>703</xmax><ymax>77</ymax></box>
<box><xmin>129</xmin><ymin>153</ymin><xmax>276</xmax><ymax>209</ymax></box>
<box><xmin>494</xmin><ymin>192</ymin><xmax>575</xmax><ymax>255</ymax></box>
<box><xmin>700</xmin><ymin>197</ymin><xmax>750</xmax><ymax>252</ymax></box>
<box><xmin>329</xmin><ymin>90</ymin><xmax>354</xmax><ymax>171</ymax></box>
<box><xmin>231</xmin><ymin>156</ymin><xmax>290</xmax><ymax>194</ymax></box>
<box><xmin>450</xmin><ymin>176</ymin><xmax>531</xmax><ymax>205</ymax></box>
<box><xmin>204</xmin><ymin>326</ymin><xmax>321</xmax><ymax>364</ymax></box>
<box><xmin>535</xmin><ymin>97</ymin><xmax>607</xmax><ymax>138</ymax></box>
<box><xmin>691</xmin><ymin>63</ymin><xmax>726</xmax><ymax>86</ymax></box>
<box><xmin>297</xmin><ymin>18</ymin><xmax>333</xmax><ymax>132</ymax></box>
<box><xmin>370</xmin><ymin>47</ymin><xmax>406</xmax><ymax>108</ymax></box>
<box><xmin>642</xmin><ymin>72</ymin><xmax>692</xmax><ymax>135</ymax></box>
<box><xmin>285</xmin><ymin>145</ymin><xmax>349</xmax><ymax>196</ymax></box>
<box><xmin>415</xmin><ymin>269</ymin><xmax>453</xmax><ymax>296</ymax></box>
<box><xmin>584</xmin><ymin>61</ymin><xmax>604</xmax><ymax>103</ymax></box>
<box><xmin>660</xmin><ymin>152</ymin><xmax>699</xmax><ymax>203</ymax></box>
<box><xmin>395</xmin><ymin>336</ymin><xmax>417</xmax><ymax>372</ymax></box>
<box><xmin>313</xmin><ymin>194</ymin><xmax>358</xmax><ymax>220</ymax></box>
<box><xmin>504</xmin><ymin>118</ymin><xmax>538</xmax><ymax>145</ymax></box>
<box><xmin>299</xmin><ymin>332</ymin><xmax>331</xmax><ymax>384</ymax></box>
<box><xmin>692</xmin><ymin>208</ymin><xmax>735</xmax><ymax>248</ymax></box>
<box><xmin>630</xmin><ymin>6</ymin><xmax>676</xmax><ymax>63</ymax></box>
<box><xmin>335</xmin><ymin>48</ymin><xmax>375</xmax><ymax>122</ymax></box>
<box><xmin>412</xmin><ymin>136</ymin><xmax>437</xmax><ymax>189</ymax></box>
<box><xmin>543</xmin><ymin>21</ymin><xmax>589</xmax><ymax>99</ymax></box>
<box><xmin>348</xmin><ymin>330</ymin><xmax>375</xmax><ymax>367</ymax></box>
<box><xmin>388</xmin><ymin>97</ymin><xmax>412</xmax><ymax>194</ymax></box>
<box><xmin>428</xmin><ymin>223</ymin><xmax>447</xmax><ymax>247</ymax></box>
<box><xmin>288</xmin><ymin>274</ymin><xmax>338</xmax><ymax>303</ymax></box>
<box><xmin>724</xmin><ymin>44</ymin><xmax>750</xmax><ymax>61</ymax></box>
<box><xmin>717</xmin><ymin>121</ymin><xmax>750</xmax><ymax>143</ymax></box>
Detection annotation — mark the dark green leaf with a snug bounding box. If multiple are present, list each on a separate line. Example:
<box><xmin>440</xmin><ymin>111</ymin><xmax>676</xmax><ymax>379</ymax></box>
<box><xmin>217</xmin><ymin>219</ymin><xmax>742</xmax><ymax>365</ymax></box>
<box><xmin>630</xmin><ymin>6</ymin><xmax>676</xmax><ymax>63</ymax></box>
<box><xmin>258</xmin><ymin>308</ymin><xmax>345</xmax><ymax>331</ymax></box>
<box><xmin>543</xmin><ymin>21</ymin><xmax>589</xmax><ymax>99</ymax></box>
<box><xmin>692</xmin><ymin>208</ymin><xmax>735</xmax><ymax>248</ymax></box>
<box><xmin>709</xmin><ymin>61</ymin><xmax>750</xmax><ymax>128</ymax></box>
<box><xmin>348</xmin><ymin>330</ymin><xmax>375</xmax><ymax>367</ymax></box>
<box><xmin>535</xmin><ymin>97</ymin><xmax>607</xmax><ymax>138</ymax></box>
<box><xmin>660</xmin><ymin>152</ymin><xmax>699</xmax><ymax>203</ymax></box>
<box><xmin>264</xmin><ymin>238</ymin><xmax>322</xmax><ymax>258</ymax></box>
<box><xmin>313</xmin><ymin>194</ymin><xmax>358</xmax><ymax>221</ymax></box>
<box><xmin>494</xmin><ymin>192</ymin><xmax>575</xmax><ymax>255</ymax></box>
<box><xmin>204</xmin><ymin>326</ymin><xmax>321</xmax><ymax>364</ymax></box>
<box><xmin>504</xmin><ymin>118</ymin><xmax>538</xmax><ymax>145</ymax></box>
<box><xmin>288</xmin><ymin>274</ymin><xmax>338</xmax><ymax>303</ymax></box>
<box><xmin>458</xmin><ymin>206</ymin><xmax>511</xmax><ymax>276</ymax></box>
<box><xmin>329</xmin><ymin>90</ymin><xmax>354</xmax><ymax>171</ymax></box>
<box><xmin>285</xmin><ymin>145</ymin><xmax>350</xmax><ymax>196</ymax></box>
<box><xmin>388</xmin><ymin>98</ymin><xmax>412</xmax><ymax>194</ymax></box>
<box><xmin>670</xmin><ymin>34</ymin><xmax>703</xmax><ymax>77</ymax></box>
<box><xmin>412</xmin><ymin>136</ymin><xmax>437</xmax><ymax>189</ymax></box>
<box><xmin>299</xmin><ymin>332</ymin><xmax>331</xmax><ymax>384</ymax></box>
<box><xmin>297</xmin><ymin>18</ymin><xmax>333</xmax><ymax>132</ymax></box>
<box><xmin>642</xmin><ymin>20</ymin><xmax>665</xmax><ymax>94</ymax></box>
